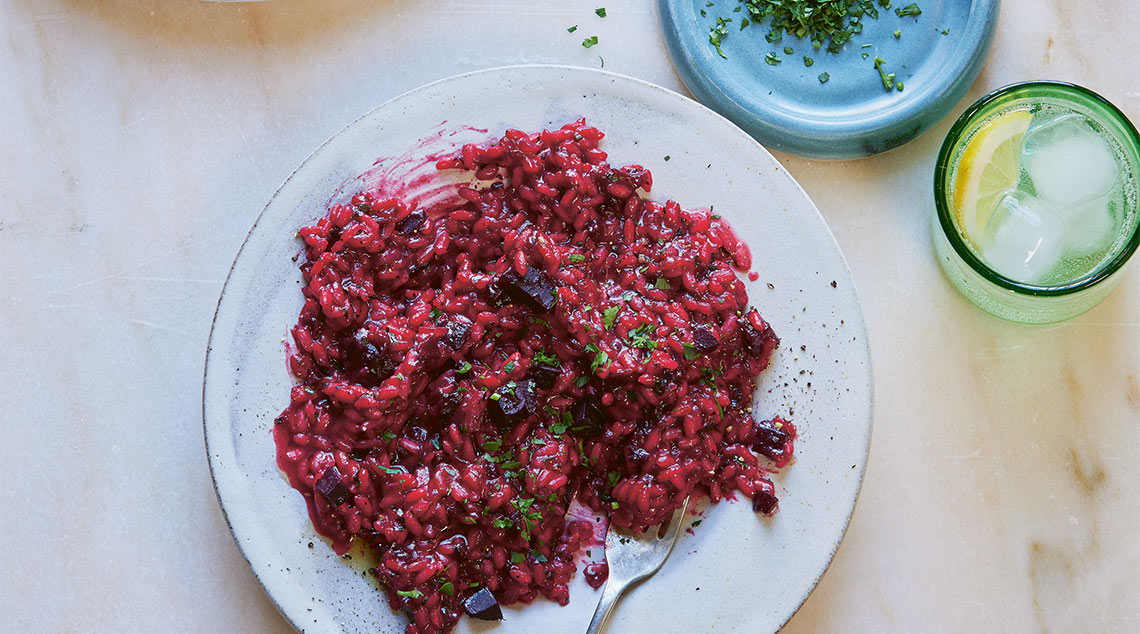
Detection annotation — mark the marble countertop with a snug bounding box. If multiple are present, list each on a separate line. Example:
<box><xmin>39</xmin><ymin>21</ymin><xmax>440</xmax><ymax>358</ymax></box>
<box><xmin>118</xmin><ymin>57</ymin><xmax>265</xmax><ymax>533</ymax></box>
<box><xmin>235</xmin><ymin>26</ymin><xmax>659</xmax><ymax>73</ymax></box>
<box><xmin>2</xmin><ymin>0</ymin><xmax>1137</xmax><ymax>632</ymax></box>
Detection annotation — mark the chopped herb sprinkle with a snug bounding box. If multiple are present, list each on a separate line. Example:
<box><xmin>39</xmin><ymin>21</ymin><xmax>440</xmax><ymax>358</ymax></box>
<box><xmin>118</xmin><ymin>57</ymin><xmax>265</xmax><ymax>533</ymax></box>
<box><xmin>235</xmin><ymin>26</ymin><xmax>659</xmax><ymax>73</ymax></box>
<box><xmin>873</xmin><ymin>56</ymin><xmax>897</xmax><ymax>91</ymax></box>
<box><xmin>595</xmin><ymin>7</ymin><xmax>607</xmax><ymax>18</ymax></box>
<box><xmin>582</xmin><ymin>35</ymin><xmax>599</xmax><ymax>48</ymax></box>
<box><xmin>895</xmin><ymin>3</ymin><xmax>922</xmax><ymax>17</ymax></box>
<box><xmin>602</xmin><ymin>305</ymin><xmax>622</xmax><ymax>330</ymax></box>
<box><xmin>705</xmin><ymin>0</ymin><xmax>921</xmax><ymax>91</ymax></box>
<box><xmin>709</xmin><ymin>17</ymin><xmax>730</xmax><ymax>59</ymax></box>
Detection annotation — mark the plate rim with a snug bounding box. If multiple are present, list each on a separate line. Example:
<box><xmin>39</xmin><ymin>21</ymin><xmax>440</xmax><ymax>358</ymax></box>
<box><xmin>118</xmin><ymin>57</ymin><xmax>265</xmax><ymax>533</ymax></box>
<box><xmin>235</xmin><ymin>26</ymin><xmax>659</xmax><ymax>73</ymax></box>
<box><xmin>202</xmin><ymin>64</ymin><xmax>875</xmax><ymax>634</ymax></box>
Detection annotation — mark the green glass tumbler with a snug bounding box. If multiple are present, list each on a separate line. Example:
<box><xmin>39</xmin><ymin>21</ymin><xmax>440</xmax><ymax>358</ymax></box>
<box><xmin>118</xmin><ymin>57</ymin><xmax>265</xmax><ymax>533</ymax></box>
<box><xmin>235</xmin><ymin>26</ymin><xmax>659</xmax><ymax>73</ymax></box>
<box><xmin>933</xmin><ymin>81</ymin><xmax>1140</xmax><ymax>324</ymax></box>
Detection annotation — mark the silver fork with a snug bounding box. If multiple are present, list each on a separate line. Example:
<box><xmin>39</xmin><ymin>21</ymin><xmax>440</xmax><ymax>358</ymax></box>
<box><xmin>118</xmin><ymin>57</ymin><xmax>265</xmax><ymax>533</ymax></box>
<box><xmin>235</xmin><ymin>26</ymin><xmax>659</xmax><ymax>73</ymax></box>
<box><xmin>585</xmin><ymin>496</ymin><xmax>691</xmax><ymax>634</ymax></box>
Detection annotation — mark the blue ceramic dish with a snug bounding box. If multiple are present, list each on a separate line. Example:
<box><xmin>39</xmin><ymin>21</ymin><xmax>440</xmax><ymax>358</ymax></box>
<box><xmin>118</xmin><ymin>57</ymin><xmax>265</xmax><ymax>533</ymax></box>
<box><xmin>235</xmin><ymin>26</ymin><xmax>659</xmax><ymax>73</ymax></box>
<box><xmin>659</xmin><ymin>0</ymin><xmax>1000</xmax><ymax>159</ymax></box>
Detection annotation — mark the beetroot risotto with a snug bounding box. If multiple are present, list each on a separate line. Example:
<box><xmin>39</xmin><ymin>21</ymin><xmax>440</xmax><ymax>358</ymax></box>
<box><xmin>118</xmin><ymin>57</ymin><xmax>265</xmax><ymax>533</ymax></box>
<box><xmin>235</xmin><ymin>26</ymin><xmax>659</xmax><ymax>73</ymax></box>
<box><xmin>274</xmin><ymin>120</ymin><xmax>796</xmax><ymax>634</ymax></box>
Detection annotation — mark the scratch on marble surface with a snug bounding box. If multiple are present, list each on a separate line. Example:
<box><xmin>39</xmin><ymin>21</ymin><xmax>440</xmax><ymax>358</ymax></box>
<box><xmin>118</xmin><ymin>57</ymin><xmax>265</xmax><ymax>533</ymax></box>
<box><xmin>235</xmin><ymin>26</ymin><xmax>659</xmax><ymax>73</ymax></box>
<box><xmin>119</xmin><ymin>276</ymin><xmax>223</xmax><ymax>284</ymax></box>
<box><xmin>119</xmin><ymin>115</ymin><xmax>149</xmax><ymax>130</ymax></box>
<box><xmin>949</xmin><ymin>449</ymin><xmax>982</xmax><ymax>462</ymax></box>
<box><xmin>977</xmin><ymin>341</ymin><xmax>1030</xmax><ymax>360</ymax></box>
<box><xmin>46</xmin><ymin>246</ymin><xmax>193</xmax><ymax>295</ymax></box>
<box><xmin>130</xmin><ymin>319</ymin><xmax>191</xmax><ymax>337</ymax></box>
<box><xmin>427</xmin><ymin>2</ymin><xmax>650</xmax><ymax>17</ymax></box>
<box><xmin>1054</xmin><ymin>321</ymin><xmax>1140</xmax><ymax>328</ymax></box>
<box><xmin>29</xmin><ymin>13</ymin><xmax>70</xmax><ymax>23</ymax></box>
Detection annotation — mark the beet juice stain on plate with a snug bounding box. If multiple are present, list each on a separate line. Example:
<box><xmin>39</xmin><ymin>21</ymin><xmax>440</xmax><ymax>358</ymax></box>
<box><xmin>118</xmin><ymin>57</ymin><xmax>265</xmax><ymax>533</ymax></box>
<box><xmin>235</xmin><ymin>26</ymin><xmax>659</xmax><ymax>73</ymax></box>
<box><xmin>204</xmin><ymin>65</ymin><xmax>873</xmax><ymax>634</ymax></box>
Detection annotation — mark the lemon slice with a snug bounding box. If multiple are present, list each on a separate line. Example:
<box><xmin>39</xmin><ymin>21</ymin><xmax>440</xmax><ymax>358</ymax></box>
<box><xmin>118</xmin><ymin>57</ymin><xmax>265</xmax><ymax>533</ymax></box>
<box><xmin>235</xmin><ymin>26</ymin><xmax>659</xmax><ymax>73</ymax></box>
<box><xmin>952</xmin><ymin>110</ymin><xmax>1033</xmax><ymax>247</ymax></box>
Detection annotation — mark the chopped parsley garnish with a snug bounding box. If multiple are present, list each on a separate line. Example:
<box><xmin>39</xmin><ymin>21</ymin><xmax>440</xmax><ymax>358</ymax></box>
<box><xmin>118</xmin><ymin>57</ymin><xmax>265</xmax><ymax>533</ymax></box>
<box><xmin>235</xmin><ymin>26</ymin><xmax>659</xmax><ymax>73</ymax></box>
<box><xmin>582</xmin><ymin>35</ymin><xmax>599</xmax><ymax>48</ymax></box>
<box><xmin>628</xmin><ymin>323</ymin><xmax>658</xmax><ymax>351</ymax></box>
<box><xmin>653</xmin><ymin>278</ymin><xmax>671</xmax><ymax>290</ymax></box>
<box><xmin>568</xmin><ymin>25</ymin><xmax>578</xmax><ymax>33</ymax></box>
<box><xmin>709</xmin><ymin>0</ymin><xmax>921</xmax><ymax>90</ymax></box>
<box><xmin>534</xmin><ymin>350</ymin><xmax>560</xmax><ymax>366</ymax></box>
<box><xmin>430</xmin><ymin>308</ymin><xmax>441</xmax><ymax>319</ymax></box>
<box><xmin>591</xmin><ymin>349</ymin><xmax>610</xmax><ymax>373</ymax></box>
<box><xmin>457</xmin><ymin>361</ymin><xmax>472</xmax><ymax>374</ymax></box>
<box><xmin>664</xmin><ymin>155</ymin><xmax>671</xmax><ymax>161</ymax></box>
<box><xmin>484</xmin><ymin>438</ymin><xmax>502</xmax><ymax>452</ymax></box>
<box><xmin>440</xmin><ymin>582</ymin><xmax>454</xmax><ymax>596</ymax></box>
<box><xmin>574</xmin><ymin>375</ymin><xmax>590</xmax><ymax>388</ymax></box>
<box><xmin>895</xmin><ymin>3</ymin><xmax>922</xmax><ymax>17</ymax></box>
<box><xmin>511</xmin><ymin>498</ymin><xmax>543</xmax><ymax>539</ymax></box>
<box><xmin>602</xmin><ymin>305</ymin><xmax>622</xmax><ymax>330</ymax></box>
<box><xmin>683</xmin><ymin>342</ymin><xmax>700</xmax><ymax>360</ymax></box>
<box><xmin>873</xmin><ymin>56</ymin><xmax>897</xmax><ymax>91</ymax></box>
<box><xmin>595</xmin><ymin>7</ymin><xmax>607</xmax><ymax>18</ymax></box>
<box><xmin>396</xmin><ymin>590</ymin><xmax>424</xmax><ymax>599</ymax></box>
<box><xmin>490</xmin><ymin>393</ymin><xmax>502</xmax><ymax>401</ymax></box>
<box><xmin>692</xmin><ymin>519</ymin><xmax>703</xmax><ymax>527</ymax></box>
<box><xmin>510</xmin><ymin>552</ymin><xmax>526</xmax><ymax>563</ymax></box>
<box><xmin>503</xmin><ymin>361</ymin><xmax>516</xmax><ymax>373</ymax></box>
<box><xmin>378</xmin><ymin>465</ymin><xmax>402</xmax><ymax>475</ymax></box>
<box><xmin>708</xmin><ymin>17</ymin><xmax>730</xmax><ymax>59</ymax></box>
<box><xmin>567</xmin><ymin>253</ymin><xmax>586</xmax><ymax>263</ymax></box>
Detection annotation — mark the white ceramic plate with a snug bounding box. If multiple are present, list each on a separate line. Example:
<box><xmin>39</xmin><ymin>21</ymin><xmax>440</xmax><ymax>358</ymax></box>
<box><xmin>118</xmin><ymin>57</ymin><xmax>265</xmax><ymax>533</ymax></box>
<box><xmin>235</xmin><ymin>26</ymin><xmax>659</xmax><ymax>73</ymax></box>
<box><xmin>204</xmin><ymin>65</ymin><xmax>873</xmax><ymax>634</ymax></box>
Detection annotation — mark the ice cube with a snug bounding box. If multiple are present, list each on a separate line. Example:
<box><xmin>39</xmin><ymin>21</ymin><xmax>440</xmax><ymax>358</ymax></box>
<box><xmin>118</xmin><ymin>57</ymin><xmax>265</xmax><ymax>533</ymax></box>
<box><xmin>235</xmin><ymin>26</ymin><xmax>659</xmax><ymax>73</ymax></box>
<box><xmin>978</xmin><ymin>192</ymin><xmax>1066</xmax><ymax>283</ymax></box>
<box><xmin>1023</xmin><ymin>113</ymin><xmax>1119</xmax><ymax>207</ymax></box>
<box><xmin>1063</xmin><ymin>195</ymin><xmax>1118</xmax><ymax>258</ymax></box>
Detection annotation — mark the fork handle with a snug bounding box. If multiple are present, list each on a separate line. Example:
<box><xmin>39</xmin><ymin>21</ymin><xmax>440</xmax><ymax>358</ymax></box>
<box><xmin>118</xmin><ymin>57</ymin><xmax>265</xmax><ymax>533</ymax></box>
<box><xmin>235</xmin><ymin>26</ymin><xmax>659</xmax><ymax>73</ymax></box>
<box><xmin>585</xmin><ymin>578</ymin><xmax>627</xmax><ymax>634</ymax></box>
